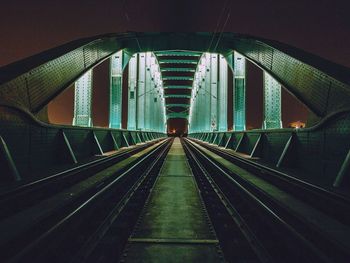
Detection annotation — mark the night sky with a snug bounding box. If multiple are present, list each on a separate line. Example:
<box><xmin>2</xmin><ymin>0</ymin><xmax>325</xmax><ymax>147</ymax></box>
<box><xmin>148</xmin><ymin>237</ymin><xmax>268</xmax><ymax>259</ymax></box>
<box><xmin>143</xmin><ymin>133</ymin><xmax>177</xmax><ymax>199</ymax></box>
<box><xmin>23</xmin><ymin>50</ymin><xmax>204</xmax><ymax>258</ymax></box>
<box><xmin>1</xmin><ymin>0</ymin><xmax>349</xmax><ymax>131</ymax></box>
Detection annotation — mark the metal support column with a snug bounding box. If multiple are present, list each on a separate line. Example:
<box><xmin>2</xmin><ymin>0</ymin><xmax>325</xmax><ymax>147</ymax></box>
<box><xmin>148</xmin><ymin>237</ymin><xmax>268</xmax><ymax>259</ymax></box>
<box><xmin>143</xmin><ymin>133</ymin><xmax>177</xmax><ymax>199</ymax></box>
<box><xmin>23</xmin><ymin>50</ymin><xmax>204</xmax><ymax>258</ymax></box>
<box><xmin>73</xmin><ymin>70</ymin><xmax>92</xmax><ymax>127</ymax></box>
<box><xmin>204</xmin><ymin>53</ymin><xmax>211</xmax><ymax>131</ymax></box>
<box><xmin>263</xmin><ymin>72</ymin><xmax>282</xmax><ymax>129</ymax></box>
<box><xmin>198</xmin><ymin>59</ymin><xmax>205</xmax><ymax>132</ymax></box>
<box><xmin>136</xmin><ymin>52</ymin><xmax>165</xmax><ymax>132</ymax></box>
<box><xmin>233</xmin><ymin>51</ymin><xmax>246</xmax><ymax>131</ymax></box>
<box><xmin>144</xmin><ymin>52</ymin><xmax>152</xmax><ymax>131</ymax></box>
<box><xmin>109</xmin><ymin>50</ymin><xmax>123</xmax><ymax>129</ymax></box>
<box><xmin>218</xmin><ymin>55</ymin><xmax>228</xmax><ymax>131</ymax></box>
<box><xmin>137</xmin><ymin>53</ymin><xmax>146</xmax><ymax>130</ymax></box>
<box><xmin>150</xmin><ymin>55</ymin><xmax>158</xmax><ymax>132</ymax></box>
<box><xmin>190</xmin><ymin>53</ymin><xmax>226</xmax><ymax>133</ymax></box>
<box><xmin>189</xmin><ymin>54</ymin><xmax>207</xmax><ymax>133</ymax></box>
<box><xmin>127</xmin><ymin>54</ymin><xmax>138</xmax><ymax>130</ymax></box>
<box><xmin>210</xmin><ymin>54</ymin><xmax>218</xmax><ymax>131</ymax></box>
<box><xmin>151</xmin><ymin>57</ymin><xmax>163</xmax><ymax>132</ymax></box>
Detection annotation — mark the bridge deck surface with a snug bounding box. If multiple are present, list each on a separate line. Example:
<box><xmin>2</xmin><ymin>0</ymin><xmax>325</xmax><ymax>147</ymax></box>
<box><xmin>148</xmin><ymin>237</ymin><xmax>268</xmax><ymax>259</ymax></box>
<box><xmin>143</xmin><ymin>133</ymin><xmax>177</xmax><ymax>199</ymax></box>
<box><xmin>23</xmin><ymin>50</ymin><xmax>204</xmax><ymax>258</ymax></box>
<box><xmin>123</xmin><ymin>138</ymin><xmax>223</xmax><ymax>263</ymax></box>
<box><xmin>191</xmin><ymin>139</ymin><xmax>350</xmax><ymax>254</ymax></box>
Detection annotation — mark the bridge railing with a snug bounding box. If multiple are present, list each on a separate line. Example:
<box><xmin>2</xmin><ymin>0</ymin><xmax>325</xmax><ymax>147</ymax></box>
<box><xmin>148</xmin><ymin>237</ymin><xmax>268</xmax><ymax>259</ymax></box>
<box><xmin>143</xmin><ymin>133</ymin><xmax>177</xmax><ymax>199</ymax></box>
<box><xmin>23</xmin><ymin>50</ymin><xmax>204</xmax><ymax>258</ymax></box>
<box><xmin>0</xmin><ymin>106</ymin><xmax>165</xmax><ymax>184</ymax></box>
<box><xmin>189</xmin><ymin>111</ymin><xmax>350</xmax><ymax>189</ymax></box>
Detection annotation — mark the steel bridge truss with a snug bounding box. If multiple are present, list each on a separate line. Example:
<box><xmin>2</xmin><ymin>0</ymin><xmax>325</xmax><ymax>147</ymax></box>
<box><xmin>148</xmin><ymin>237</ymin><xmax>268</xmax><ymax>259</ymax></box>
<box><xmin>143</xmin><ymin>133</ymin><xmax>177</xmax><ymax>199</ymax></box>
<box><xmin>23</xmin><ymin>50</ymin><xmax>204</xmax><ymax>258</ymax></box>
<box><xmin>72</xmin><ymin>51</ymin><xmax>166</xmax><ymax>133</ymax></box>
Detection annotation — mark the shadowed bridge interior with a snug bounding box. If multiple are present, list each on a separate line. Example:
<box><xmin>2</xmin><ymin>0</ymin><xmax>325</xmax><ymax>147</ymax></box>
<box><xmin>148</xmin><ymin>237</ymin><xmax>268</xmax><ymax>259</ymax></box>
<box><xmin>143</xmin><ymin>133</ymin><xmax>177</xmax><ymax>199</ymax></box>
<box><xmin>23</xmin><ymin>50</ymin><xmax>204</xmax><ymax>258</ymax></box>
<box><xmin>1</xmin><ymin>32</ymin><xmax>350</xmax><ymax>262</ymax></box>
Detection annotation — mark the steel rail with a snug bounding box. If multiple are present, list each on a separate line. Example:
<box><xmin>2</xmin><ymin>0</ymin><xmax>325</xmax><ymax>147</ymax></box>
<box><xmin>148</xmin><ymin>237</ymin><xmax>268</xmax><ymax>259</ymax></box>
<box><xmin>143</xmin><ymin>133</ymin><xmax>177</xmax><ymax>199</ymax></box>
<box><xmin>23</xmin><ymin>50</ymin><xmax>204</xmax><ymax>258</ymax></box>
<box><xmin>182</xmin><ymin>139</ymin><xmax>269</xmax><ymax>263</ymax></box>
<box><xmin>0</xmin><ymin>138</ymin><xmax>164</xmax><ymax>219</ymax></box>
<box><xmin>189</xmin><ymin>138</ymin><xmax>350</xmax><ymax>225</ymax></box>
<box><xmin>184</xmin><ymin>138</ymin><xmax>334</xmax><ymax>262</ymax></box>
<box><xmin>2</xmin><ymin>138</ymin><xmax>171</xmax><ymax>263</ymax></box>
<box><xmin>73</xmin><ymin>138</ymin><xmax>172</xmax><ymax>262</ymax></box>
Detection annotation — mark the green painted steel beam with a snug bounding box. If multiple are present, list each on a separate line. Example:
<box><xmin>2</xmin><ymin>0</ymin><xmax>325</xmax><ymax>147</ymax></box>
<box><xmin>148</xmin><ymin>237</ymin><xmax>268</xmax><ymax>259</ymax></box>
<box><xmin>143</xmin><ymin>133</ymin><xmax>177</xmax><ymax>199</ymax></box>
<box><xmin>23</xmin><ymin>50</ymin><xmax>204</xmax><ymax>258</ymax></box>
<box><xmin>263</xmin><ymin>72</ymin><xmax>282</xmax><ymax>129</ymax></box>
<box><xmin>160</xmin><ymin>68</ymin><xmax>195</xmax><ymax>72</ymax></box>
<box><xmin>209</xmin><ymin>53</ymin><xmax>218</xmax><ymax>131</ymax></box>
<box><xmin>4</xmin><ymin>32</ymin><xmax>349</xmax><ymax>119</ymax></box>
<box><xmin>147</xmin><ymin>51</ymin><xmax>197</xmax><ymax>127</ymax></box>
<box><xmin>109</xmin><ymin>51</ymin><xmax>123</xmax><ymax>129</ymax></box>
<box><xmin>167</xmin><ymin>112</ymin><xmax>189</xmax><ymax>119</ymax></box>
<box><xmin>218</xmin><ymin>55</ymin><xmax>228</xmax><ymax>131</ymax></box>
<box><xmin>73</xmin><ymin>70</ymin><xmax>93</xmax><ymax>127</ymax></box>
<box><xmin>122</xmin><ymin>51</ymin><xmax>132</xmax><ymax>71</ymax></box>
<box><xmin>233</xmin><ymin>51</ymin><xmax>246</xmax><ymax>131</ymax></box>
<box><xmin>136</xmin><ymin>52</ymin><xmax>167</xmax><ymax>133</ymax></box>
<box><xmin>162</xmin><ymin>76</ymin><xmax>194</xmax><ymax>81</ymax></box>
<box><xmin>204</xmin><ymin>53</ymin><xmax>211</xmax><ymax>131</ymax></box>
<box><xmin>164</xmin><ymin>85</ymin><xmax>192</xmax><ymax>89</ymax></box>
<box><xmin>156</xmin><ymin>51</ymin><xmax>202</xmax><ymax>56</ymax></box>
<box><xmin>166</xmin><ymin>103</ymin><xmax>190</xmax><ymax>108</ymax></box>
<box><xmin>164</xmin><ymin>94</ymin><xmax>191</xmax><ymax>98</ymax></box>
<box><xmin>159</xmin><ymin>59</ymin><xmax>198</xmax><ymax>64</ymax></box>
<box><xmin>127</xmin><ymin>54</ymin><xmax>137</xmax><ymax>130</ymax></box>
<box><xmin>137</xmin><ymin>53</ymin><xmax>146</xmax><ymax>130</ymax></box>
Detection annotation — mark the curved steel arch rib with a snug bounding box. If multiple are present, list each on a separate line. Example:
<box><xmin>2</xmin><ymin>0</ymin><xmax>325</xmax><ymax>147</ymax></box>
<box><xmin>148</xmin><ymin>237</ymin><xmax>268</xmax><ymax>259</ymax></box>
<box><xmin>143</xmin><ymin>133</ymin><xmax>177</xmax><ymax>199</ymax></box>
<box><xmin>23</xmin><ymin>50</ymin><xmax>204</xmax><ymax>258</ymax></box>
<box><xmin>0</xmin><ymin>32</ymin><xmax>349</xmax><ymax>118</ymax></box>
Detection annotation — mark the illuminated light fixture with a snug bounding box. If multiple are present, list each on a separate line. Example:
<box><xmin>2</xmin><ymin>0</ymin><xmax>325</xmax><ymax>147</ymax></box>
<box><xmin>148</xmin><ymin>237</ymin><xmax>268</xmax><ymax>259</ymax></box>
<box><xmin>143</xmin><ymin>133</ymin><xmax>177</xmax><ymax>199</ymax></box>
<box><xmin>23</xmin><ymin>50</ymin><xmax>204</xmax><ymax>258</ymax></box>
<box><xmin>289</xmin><ymin>120</ymin><xmax>305</xmax><ymax>129</ymax></box>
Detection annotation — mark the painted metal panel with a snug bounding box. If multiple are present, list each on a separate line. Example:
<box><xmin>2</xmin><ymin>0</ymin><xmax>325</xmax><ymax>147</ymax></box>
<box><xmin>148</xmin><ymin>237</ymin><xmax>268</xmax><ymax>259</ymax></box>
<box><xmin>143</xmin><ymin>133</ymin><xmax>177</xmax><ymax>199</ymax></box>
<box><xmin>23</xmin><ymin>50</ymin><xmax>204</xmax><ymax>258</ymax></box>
<box><xmin>2</xmin><ymin>33</ymin><xmax>350</xmax><ymax>119</ymax></box>
<box><xmin>73</xmin><ymin>70</ymin><xmax>92</xmax><ymax>127</ymax></box>
<box><xmin>233</xmin><ymin>51</ymin><xmax>246</xmax><ymax>131</ymax></box>
<box><xmin>137</xmin><ymin>53</ymin><xmax>146</xmax><ymax>130</ymax></box>
<box><xmin>263</xmin><ymin>72</ymin><xmax>282</xmax><ymax>129</ymax></box>
<box><xmin>109</xmin><ymin>51</ymin><xmax>123</xmax><ymax>129</ymax></box>
<box><xmin>135</xmin><ymin>52</ymin><xmax>165</xmax><ymax>132</ymax></box>
<box><xmin>204</xmin><ymin>53</ymin><xmax>211</xmax><ymax>131</ymax></box>
<box><xmin>218</xmin><ymin>55</ymin><xmax>228</xmax><ymax>131</ymax></box>
<box><xmin>127</xmin><ymin>54</ymin><xmax>137</xmax><ymax>130</ymax></box>
<box><xmin>144</xmin><ymin>53</ymin><xmax>152</xmax><ymax>131</ymax></box>
<box><xmin>210</xmin><ymin>54</ymin><xmax>218</xmax><ymax>131</ymax></box>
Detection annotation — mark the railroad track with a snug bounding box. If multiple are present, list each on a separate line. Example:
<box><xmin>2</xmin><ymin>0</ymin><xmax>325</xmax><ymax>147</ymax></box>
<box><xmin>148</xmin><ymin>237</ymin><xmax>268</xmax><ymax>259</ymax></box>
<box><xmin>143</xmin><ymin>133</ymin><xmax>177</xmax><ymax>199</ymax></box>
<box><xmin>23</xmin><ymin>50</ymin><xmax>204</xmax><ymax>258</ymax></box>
<box><xmin>183</xmin><ymin>138</ymin><xmax>350</xmax><ymax>263</ymax></box>
<box><xmin>120</xmin><ymin>137</ymin><xmax>225</xmax><ymax>263</ymax></box>
<box><xmin>0</xmin><ymin>138</ymin><xmax>172</xmax><ymax>263</ymax></box>
<box><xmin>189</xmin><ymin>137</ymin><xmax>350</xmax><ymax>226</ymax></box>
<box><xmin>3</xmin><ymin>136</ymin><xmax>350</xmax><ymax>262</ymax></box>
<box><xmin>0</xmin><ymin>138</ymin><xmax>163</xmax><ymax>219</ymax></box>
<box><xmin>78</xmin><ymin>138</ymin><xmax>172</xmax><ymax>263</ymax></box>
<box><xmin>182</xmin><ymin>139</ymin><xmax>268</xmax><ymax>263</ymax></box>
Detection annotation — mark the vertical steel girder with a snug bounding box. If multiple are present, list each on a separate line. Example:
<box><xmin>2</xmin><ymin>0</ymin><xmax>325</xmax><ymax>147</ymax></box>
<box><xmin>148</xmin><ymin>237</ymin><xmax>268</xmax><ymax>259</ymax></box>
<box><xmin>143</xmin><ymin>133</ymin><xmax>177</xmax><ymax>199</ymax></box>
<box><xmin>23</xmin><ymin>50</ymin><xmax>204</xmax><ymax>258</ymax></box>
<box><xmin>137</xmin><ymin>53</ymin><xmax>146</xmax><ymax>130</ymax></box>
<box><xmin>233</xmin><ymin>51</ymin><xmax>246</xmax><ymax>131</ymax></box>
<box><xmin>218</xmin><ymin>55</ymin><xmax>228</xmax><ymax>131</ymax></box>
<box><xmin>109</xmin><ymin>51</ymin><xmax>123</xmax><ymax>129</ymax></box>
<box><xmin>144</xmin><ymin>53</ymin><xmax>152</xmax><ymax>131</ymax></box>
<box><xmin>263</xmin><ymin>72</ymin><xmax>282</xmax><ymax>129</ymax></box>
<box><xmin>204</xmin><ymin>53</ymin><xmax>211</xmax><ymax>131</ymax></box>
<box><xmin>136</xmin><ymin>52</ymin><xmax>165</xmax><ymax>132</ymax></box>
<box><xmin>210</xmin><ymin>54</ymin><xmax>218</xmax><ymax>131</ymax></box>
<box><xmin>150</xmin><ymin>54</ymin><xmax>166</xmax><ymax>133</ymax></box>
<box><xmin>189</xmin><ymin>54</ymin><xmax>205</xmax><ymax>133</ymax></box>
<box><xmin>190</xmin><ymin>53</ymin><xmax>226</xmax><ymax>133</ymax></box>
<box><xmin>73</xmin><ymin>70</ymin><xmax>93</xmax><ymax>127</ymax></box>
<box><xmin>127</xmin><ymin>54</ymin><xmax>137</xmax><ymax>130</ymax></box>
